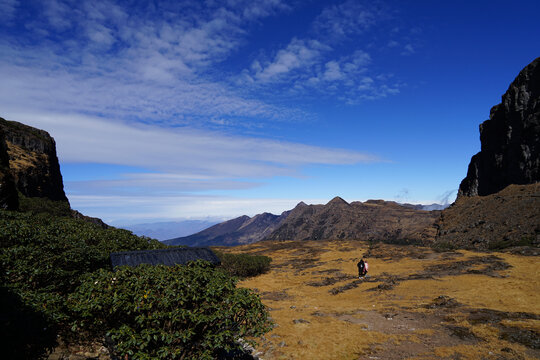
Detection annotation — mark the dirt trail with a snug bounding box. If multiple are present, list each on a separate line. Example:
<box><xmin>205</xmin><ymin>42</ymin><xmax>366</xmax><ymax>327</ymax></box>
<box><xmin>223</xmin><ymin>240</ymin><xmax>540</xmax><ymax>360</ymax></box>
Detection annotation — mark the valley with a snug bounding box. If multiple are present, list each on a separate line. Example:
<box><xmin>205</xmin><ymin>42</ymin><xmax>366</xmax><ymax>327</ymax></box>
<box><xmin>220</xmin><ymin>240</ymin><xmax>540</xmax><ymax>359</ymax></box>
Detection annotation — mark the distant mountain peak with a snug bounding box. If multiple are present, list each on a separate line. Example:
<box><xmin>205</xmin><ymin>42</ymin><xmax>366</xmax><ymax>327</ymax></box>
<box><xmin>327</xmin><ymin>196</ymin><xmax>349</xmax><ymax>206</ymax></box>
<box><xmin>296</xmin><ymin>201</ymin><xmax>308</xmax><ymax>207</ymax></box>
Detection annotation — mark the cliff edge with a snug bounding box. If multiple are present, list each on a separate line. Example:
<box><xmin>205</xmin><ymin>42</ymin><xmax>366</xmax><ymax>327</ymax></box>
<box><xmin>0</xmin><ymin>117</ymin><xmax>68</xmax><ymax>203</ymax></box>
<box><xmin>458</xmin><ymin>57</ymin><xmax>540</xmax><ymax>197</ymax></box>
<box><xmin>436</xmin><ymin>58</ymin><xmax>540</xmax><ymax>250</ymax></box>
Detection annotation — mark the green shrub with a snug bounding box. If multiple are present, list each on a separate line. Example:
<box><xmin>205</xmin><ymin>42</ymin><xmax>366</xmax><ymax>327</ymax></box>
<box><xmin>214</xmin><ymin>251</ymin><xmax>272</xmax><ymax>278</ymax></box>
<box><xmin>0</xmin><ymin>210</ymin><xmax>164</xmax><ymax>342</ymax></box>
<box><xmin>18</xmin><ymin>194</ymin><xmax>72</xmax><ymax>217</ymax></box>
<box><xmin>69</xmin><ymin>261</ymin><xmax>271</xmax><ymax>359</ymax></box>
<box><xmin>1</xmin><ymin>210</ymin><xmax>272</xmax><ymax>359</ymax></box>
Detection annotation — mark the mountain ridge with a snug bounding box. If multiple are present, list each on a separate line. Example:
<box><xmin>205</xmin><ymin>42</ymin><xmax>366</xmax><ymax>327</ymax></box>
<box><xmin>166</xmin><ymin>198</ymin><xmax>443</xmax><ymax>246</ymax></box>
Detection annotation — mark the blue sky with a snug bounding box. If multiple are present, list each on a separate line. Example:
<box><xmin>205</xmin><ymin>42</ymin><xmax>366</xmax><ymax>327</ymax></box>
<box><xmin>0</xmin><ymin>0</ymin><xmax>538</xmax><ymax>225</ymax></box>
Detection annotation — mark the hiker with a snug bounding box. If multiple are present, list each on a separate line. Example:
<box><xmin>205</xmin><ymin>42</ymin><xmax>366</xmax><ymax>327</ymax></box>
<box><xmin>357</xmin><ymin>259</ymin><xmax>368</xmax><ymax>278</ymax></box>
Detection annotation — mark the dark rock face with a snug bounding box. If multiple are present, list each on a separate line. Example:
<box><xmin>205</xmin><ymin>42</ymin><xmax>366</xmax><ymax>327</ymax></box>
<box><xmin>0</xmin><ymin>117</ymin><xmax>68</xmax><ymax>203</ymax></box>
<box><xmin>458</xmin><ymin>57</ymin><xmax>540</xmax><ymax>197</ymax></box>
<box><xmin>0</xmin><ymin>127</ymin><xmax>19</xmax><ymax>210</ymax></box>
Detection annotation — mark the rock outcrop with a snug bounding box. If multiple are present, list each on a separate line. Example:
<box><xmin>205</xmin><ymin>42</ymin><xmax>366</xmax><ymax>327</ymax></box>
<box><xmin>0</xmin><ymin>126</ymin><xmax>19</xmax><ymax>210</ymax></box>
<box><xmin>0</xmin><ymin>117</ymin><xmax>68</xmax><ymax>203</ymax></box>
<box><xmin>435</xmin><ymin>184</ymin><xmax>539</xmax><ymax>250</ymax></box>
<box><xmin>265</xmin><ymin>197</ymin><xmax>440</xmax><ymax>244</ymax></box>
<box><xmin>458</xmin><ymin>57</ymin><xmax>540</xmax><ymax>197</ymax></box>
<box><xmin>436</xmin><ymin>58</ymin><xmax>540</xmax><ymax>250</ymax></box>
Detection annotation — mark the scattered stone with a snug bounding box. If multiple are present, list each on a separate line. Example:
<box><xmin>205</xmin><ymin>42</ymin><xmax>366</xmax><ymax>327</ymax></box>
<box><xmin>293</xmin><ymin>318</ymin><xmax>310</xmax><ymax>324</ymax></box>
<box><xmin>446</xmin><ymin>325</ymin><xmax>479</xmax><ymax>341</ymax></box>
<box><xmin>426</xmin><ymin>295</ymin><xmax>461</xmax><ymax>309</ymax></box>
<box><xmin>499</xmin><ymin>326</ymin><xmax>540</xmax><ymax>349</ymax></box>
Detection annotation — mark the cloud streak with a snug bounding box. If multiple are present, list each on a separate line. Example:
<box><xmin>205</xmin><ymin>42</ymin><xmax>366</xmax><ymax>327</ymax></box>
<box><xmin>12</xmin><ymin>112</ymin><xmax>378</xmax><ymax>175</ymax></box>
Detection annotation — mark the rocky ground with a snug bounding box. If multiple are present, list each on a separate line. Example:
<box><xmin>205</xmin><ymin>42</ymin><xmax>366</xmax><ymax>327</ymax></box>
<box><xmin>435</xmin><ymin>184</ymin><xmax>540</xmax><ymax>251</ymax></box>
<box><xmin>221</xmin><ymin>240</ymin><xmax>540</xmax><ymax>360</ymax></box>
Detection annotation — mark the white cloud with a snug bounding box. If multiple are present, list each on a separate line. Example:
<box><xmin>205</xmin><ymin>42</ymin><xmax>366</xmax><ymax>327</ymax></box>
<box><xmin>401</xmin><ymin>44</ymin><xmax>415</xmax><ymax>55</ymax></box>
<box><xmin>6</xmin><ymin>111</ymin><xmax>379</xmax><ymax>177</ymax></box>
<box><xmin>2</xmin><ymin>109</ymin><xmax>382</xmax><ymax>221</ymax></box>
<box><xmin>240</xmin><ymin>0</ymin><xmax>291</xmax><ymax>21</ymax></box>
<box><xmin>237</xmin><ymin>2</ymin><xmax>403</xmax><ymax>104</ymax></box>
<box><xmin>0</xmin><ymin>0</ymin><xmax>301</xmax><ymax>126</ymax></box>
<box><xmin>253</xmin><ymin>38</ymin><xmax>328</xmax><ymax>82</ymax></box>
<box><xmin>42</xmin><ymin>0</ymin><xmax>73</xmax><ymax>30</ymax></box>
<box><xmin>313</xmin><ymin>0</ymin><xmax>378</xmax><ymax>38</ymax></box>
<box><xmin>322</xmin><ymin>61</ymin><xmax>343</xmax><ymax>81</ymax></box>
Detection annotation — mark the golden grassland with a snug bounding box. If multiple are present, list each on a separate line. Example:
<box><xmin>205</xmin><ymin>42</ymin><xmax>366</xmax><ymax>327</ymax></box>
<box><xmin>220</xmin><ymin>240</ymin><xmax>540</xmax><ymax>360</ymax></box>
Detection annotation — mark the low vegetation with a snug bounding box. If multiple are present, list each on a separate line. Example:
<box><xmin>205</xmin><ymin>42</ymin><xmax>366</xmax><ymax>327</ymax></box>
<box><xmin>70</xmin><ymin>261</ymin><xmax>271</xmax><ymax>359</ymax></box>
<box><xmin>0</xmin><ymin>209</ymin><xmax>271</xmax><ymax>359</ymax></box>
<box><xmin>214</xmin><ymin>250</ymin><xmax>272</xmax><ymax>278</ymax></box>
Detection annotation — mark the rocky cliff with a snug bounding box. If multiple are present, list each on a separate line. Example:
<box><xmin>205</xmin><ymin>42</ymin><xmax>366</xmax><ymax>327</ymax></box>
<box><xmin>436</xmin><ymin>58</ymin><xmax>540</xmax><ymax>250</ymax></box>
<box><xmin>265</xmin><ymin>197</ymin><xmax>440</xmax><ymax>244</ymax></box>
<box><xmin>458</xmin><ymin>57</ymin><xmax>540</xmax><ymax>197</ymax></box>
<box><xmin>0</xmin><ymin>117</ymin><xmax>68</xmax><ymax>203</ymax></box>
<box><xmin>0</xmin><ymin>126</ymin><xmax>19</xmax><ymax>210</ymax></box>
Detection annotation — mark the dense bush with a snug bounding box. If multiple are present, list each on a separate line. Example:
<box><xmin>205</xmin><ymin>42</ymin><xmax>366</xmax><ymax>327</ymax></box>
<box><xmin>69</xmin><ymin>261</ymin><xmax>271</xmax><ymax>359</ymax></box>
<box><xmin>18</xmin><ymin>194</ymin><xmax>72</xmax><ymax>217</ymax></box>
<box><xmin>0</xmin><ymin>210</ymin><xmax>272</xmax><ymax>359</ymax></box>
<box><xmin>214</xmin><ymin>251</ymin><xmax>272</xmax><ymax>278</ymax></box>
<box><xmin>0</xmin><ymin>210</ymin><xmax>164</xmax><ymax>356</ymax></box>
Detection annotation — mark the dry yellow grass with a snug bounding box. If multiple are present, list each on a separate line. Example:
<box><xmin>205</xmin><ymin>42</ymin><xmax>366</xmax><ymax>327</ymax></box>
<box><xmin>221</xmin><ymin>240</ymin><xmax>540</xmax><ymax>360</ymax></box>
<box><xmin>5</xmin><ymin>141</ymin><xmax>47</xmax><ymax>173</ymax></box>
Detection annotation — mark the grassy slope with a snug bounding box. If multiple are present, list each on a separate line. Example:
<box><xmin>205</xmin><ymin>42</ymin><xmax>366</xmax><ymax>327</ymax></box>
<box><xmin>221</xmin><ymin>240</ymin><xmax>540</xmax><ymax>360</ymax></box>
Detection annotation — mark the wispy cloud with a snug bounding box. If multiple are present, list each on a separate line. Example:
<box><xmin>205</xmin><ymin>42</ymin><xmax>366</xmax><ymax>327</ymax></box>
<box><xmin>11</xmin><ymin>112</ymin><xmax>378</xmax><ymax>174</ymax></box>
<box><xmin>0</xmin><ymin>0</ymin><xmax>18</xmax><ymax>23</ymax></box>
<box><xmin>0</xmin><ymin>0</ymin><xmax>415</xmax><ymax>127</ymax></box>
<box><xmin>0</xmin><ymin>0</ymin><xmax>298</xmax><ymax>127</ymax></box>
<box><xmin>312</xmin><ymin>0</ymin><xmax>379</xmax><ymax>38</ymax></box>
<box><xmin>4</xmin><ymin>109</ymin><xmax>381</xmax><ymax>220</ymax></box>
<box><xmin>250</xmin><ymin>38</ymin><xmax>329</xmax><ymax>82</ymax></box>
<box><xmin>238</xmin><ymin>1</ymin><xmax>405</xmax><ymax>103</ymax></box>
<box><xmin>0</xmin><ymin>0</ymin><xmax>423</xmax><ymax>221</ymax></box>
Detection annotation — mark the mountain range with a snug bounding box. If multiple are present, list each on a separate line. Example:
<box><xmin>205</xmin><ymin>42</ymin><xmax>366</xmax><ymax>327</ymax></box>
<box><xmin>165</xmin><ymin>197</ymin><xmax>442</xmax><ymax>247</ymax></box>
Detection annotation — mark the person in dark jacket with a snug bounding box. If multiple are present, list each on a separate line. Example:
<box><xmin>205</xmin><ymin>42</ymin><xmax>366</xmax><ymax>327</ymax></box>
<box><xmin>357</xmin><ymin>259</ymin><xmax>368</xmax><ymax>278</ymax></box>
